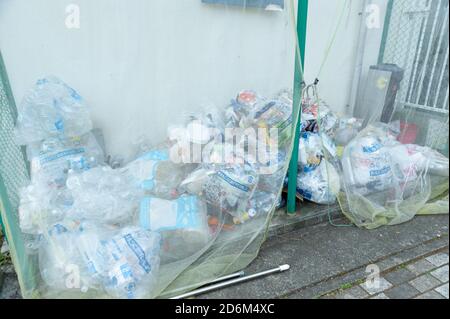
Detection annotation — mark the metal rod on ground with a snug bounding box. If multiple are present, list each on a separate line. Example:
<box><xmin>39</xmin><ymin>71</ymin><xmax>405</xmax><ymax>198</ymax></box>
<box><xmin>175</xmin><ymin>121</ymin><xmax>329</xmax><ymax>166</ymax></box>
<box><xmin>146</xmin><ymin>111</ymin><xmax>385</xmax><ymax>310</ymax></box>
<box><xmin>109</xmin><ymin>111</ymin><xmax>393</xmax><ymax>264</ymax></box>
<box><xmin>162</xmin><ymin>271</ymin><xmax>245</xmax><ymax>298</ymax></box>
<box><xmin>170</xmin><ymin>265</ymin><xmax>290</xmax><ymax>299</ymax></box>
<box><xmin>206</xmin><ymin>271</ymin><xmax>245</xmax><ymax>286</ymax></box>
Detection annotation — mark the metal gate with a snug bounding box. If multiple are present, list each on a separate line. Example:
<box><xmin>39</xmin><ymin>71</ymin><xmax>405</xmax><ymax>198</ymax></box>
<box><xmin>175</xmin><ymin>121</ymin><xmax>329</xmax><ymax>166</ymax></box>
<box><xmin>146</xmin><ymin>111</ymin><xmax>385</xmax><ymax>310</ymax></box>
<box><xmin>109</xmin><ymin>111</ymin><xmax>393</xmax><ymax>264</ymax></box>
<box><xmin>379</xmin><ymin>0</ymin><xmax>449</xmax><ymax>114</ymax></box>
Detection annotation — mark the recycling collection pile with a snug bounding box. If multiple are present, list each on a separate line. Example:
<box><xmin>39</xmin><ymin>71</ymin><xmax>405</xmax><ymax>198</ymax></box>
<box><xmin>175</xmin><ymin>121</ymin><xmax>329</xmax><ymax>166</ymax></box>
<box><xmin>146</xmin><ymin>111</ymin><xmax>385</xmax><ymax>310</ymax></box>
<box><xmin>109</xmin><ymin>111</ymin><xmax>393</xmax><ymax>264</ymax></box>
<box><xmin>292</xmin><ymin>86</ymin><xmax>363</xmax><ymax>205</ymax></box>
<box><xmin>14</xmin><ymin>76</ymin><xmax>293</xmax><ymax>299</ymax></box>
<box><xmin>293</xmin><ymin>85</ymin><xmax>449</xmax><ymax>228</ymax></box>
<box><xmin>10</xmin><ymin>76</ymin><xmax>450</xmax><ymax>298</ymax></box>
<box><xmin>340</xmin><ymin>121</ymin><xmax>449</xmax><ymax>228</ymax></box>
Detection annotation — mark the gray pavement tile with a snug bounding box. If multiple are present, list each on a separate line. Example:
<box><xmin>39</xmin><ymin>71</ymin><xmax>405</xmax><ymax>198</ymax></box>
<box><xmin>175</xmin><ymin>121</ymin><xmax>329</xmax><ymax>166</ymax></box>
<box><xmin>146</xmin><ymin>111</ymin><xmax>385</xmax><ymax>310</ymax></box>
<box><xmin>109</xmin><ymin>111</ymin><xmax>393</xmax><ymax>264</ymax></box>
<box><xmin>370</xmin><ymin>293</ymin><xmax>389</xmax><ymax>299</ymax></box>
<box><xmin>334</xmin><ymin>285</ymin><xmax>369</xmax><ymax>299</ymax></box>
<box><xmin>374</xmin><ymin>217</ymin><xmax>448</xmax><ymax>249</ymax></box>
<box><xmin>333</xmin><ymin>292</ymin><xmax>357</xmax><ymax>299</ymax></box>
<box><xmin>414</xmin><ymin>291</ymin><xmax>445</xmax><ymax>299</ymax></box>
<box><xmin>360</xmin><ymin>277</ymin><xmax>393</xmax><ymax>295</ymax></box>
<box><xmin>346</xmin><ymin>285</ymin><xmax>370</xmax><ymax>299</ymax></box>
<box><xmin>435</xmin><ymin>283</ymin><xmax>449</xmax><ymax>299</ymax></box>
<box><xmin>384</xmin><ymin>268</ymin><xmax>417</xmax><ymax>285</ymax></box>
<box><xmin>406</xmin><ymin>259</ymin><xmax>436</xmax><ymax>275</ymax></box>
<box><xmin>384</xmin><ymin>283</ymin><xmax>420</xmax><ymax>299</ymax></box>
<box><xmin>430</xmin><ymin>265</ymin><xmax>449</xmax><ymax>283</ymax></box>
<box><xmin>426</xmin><ymin>253</ymin><xmax>449</xmax><ymax>267</ymax></box>
<box><xmin>409</xmin><ymin>274</ymin><xmax>442</xmax><ymax>293</ymax></box>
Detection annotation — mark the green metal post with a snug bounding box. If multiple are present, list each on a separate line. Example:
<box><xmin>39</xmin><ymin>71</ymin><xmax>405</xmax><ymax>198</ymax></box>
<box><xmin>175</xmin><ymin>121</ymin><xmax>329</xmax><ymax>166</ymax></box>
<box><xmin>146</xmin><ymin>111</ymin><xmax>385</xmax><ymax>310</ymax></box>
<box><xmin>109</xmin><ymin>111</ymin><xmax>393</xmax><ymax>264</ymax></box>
<box><xmin>378</xmin><ymin>0</ymin><xmax>394</xmax><ymax>64</ymax></box>
<box><xmin>287</xmin><ymin>0</ymin><xmax>308</xmax><ymax>214</ymax></box>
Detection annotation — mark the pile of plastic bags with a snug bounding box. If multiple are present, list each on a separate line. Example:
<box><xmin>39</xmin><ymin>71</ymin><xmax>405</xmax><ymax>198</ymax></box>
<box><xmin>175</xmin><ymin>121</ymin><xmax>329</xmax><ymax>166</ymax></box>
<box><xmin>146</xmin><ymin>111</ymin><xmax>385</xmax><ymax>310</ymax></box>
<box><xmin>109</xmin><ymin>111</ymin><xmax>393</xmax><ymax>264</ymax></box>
<box><xmin>340</xmin><ymin>121</ymin><xmax>449</xmax><ymax>228</ymax></box>
<box><xmin>291</xmin><ymin>84</ymin><xmax>448</xmax><ymax>231</ymax></box>
<box><xmin>292</xmin><ymin>86</ymin><xmax>362</xmax><ymax>205</ymax></box>
<box><xmin>14</xmin><ymin>77</ymin><xmax>292</xmax><ymax>298</ymax></box>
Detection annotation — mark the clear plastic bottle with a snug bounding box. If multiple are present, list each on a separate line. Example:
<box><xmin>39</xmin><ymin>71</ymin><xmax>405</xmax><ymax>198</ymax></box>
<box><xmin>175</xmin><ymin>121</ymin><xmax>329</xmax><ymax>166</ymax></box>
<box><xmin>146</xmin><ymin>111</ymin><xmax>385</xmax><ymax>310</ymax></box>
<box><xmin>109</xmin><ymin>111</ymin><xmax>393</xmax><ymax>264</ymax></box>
<box><xmin>77</xmin><ymin>226</ymin><xmax>161</xmax><ymax>299</ymax></box>
<box><xmin>27</xmin><ymin>131</ymin><xmax>105</xmax><ymax>188</ymax></box>
<box><xmin>123</xmin><ymin>150</ymin><xmax>195</xmax><ymax>199</ymax></box>
<box><xmin>66</xmin><ymin>166</ymin><xmax>142</xmax><ymax>224</ymax></box>
<box><xmin>15</xmin><ymin>76</ymin><xmax>93</xmax><ymax>145</ymax></box>
<box><xmin>139</xmin><ymin>195</ymin><xmax>210</xmax><ymax>262</ymax></box>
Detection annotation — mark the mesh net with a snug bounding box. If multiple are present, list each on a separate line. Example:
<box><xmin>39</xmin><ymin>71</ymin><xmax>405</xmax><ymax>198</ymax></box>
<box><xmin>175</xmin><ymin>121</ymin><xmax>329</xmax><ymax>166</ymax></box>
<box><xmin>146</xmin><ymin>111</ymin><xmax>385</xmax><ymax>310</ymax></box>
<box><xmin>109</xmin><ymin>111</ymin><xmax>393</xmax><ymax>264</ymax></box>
<box><xmin>1</xmin><ymin>0</ymin><xmax>449</xmax><ymax>299</ymax></box>
<box><xmin>0</xmin><ymin>0</ymin><xmax>301</xmax><ymax>298</ymax></box>
<box><xmin>295</xmin><ymin>0</ymin><xmax>449</xmax><ymax>230</ymax></box>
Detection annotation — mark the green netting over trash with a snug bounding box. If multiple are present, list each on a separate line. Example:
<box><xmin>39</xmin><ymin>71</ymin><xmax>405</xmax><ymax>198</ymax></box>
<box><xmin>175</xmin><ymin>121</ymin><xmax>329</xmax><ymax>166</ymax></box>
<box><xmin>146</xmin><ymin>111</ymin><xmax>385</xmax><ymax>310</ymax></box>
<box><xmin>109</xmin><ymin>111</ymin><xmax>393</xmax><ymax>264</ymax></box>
<box><xmin>336</xmin><ymin>0</ymin><xmax>449</xmax><ymax>229</ymax></box>
<box><xmin>1</xmin><ymin>0</ymin><xmax>449</xmax><ymax>300</ymax></box>
<box><xmin>0</xmin><ymin>0</ymin><xmax>302</xmax><ymax>299</ymax></box>
<box><xmin>290</xmin><ymin>0</ymin><xmax>449</xmax><ymax>230</ymax></box>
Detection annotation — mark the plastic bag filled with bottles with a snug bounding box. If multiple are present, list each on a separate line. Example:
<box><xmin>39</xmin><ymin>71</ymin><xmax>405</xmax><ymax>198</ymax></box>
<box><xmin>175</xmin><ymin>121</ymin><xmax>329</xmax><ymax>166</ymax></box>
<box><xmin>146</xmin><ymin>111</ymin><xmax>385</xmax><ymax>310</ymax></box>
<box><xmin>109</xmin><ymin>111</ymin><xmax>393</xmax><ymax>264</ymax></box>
<box><xmin>0</xmin><ymin>0</ymin><xmax>300</xmax><ymax>298</ymax></box>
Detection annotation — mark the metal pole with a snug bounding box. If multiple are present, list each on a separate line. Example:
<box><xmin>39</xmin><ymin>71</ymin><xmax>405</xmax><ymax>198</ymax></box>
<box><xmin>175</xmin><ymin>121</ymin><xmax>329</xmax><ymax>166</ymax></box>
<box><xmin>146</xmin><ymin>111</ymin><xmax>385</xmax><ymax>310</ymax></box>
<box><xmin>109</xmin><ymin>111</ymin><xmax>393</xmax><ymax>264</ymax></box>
<box><xmin>170</xmin><ymin>265</ymin><xmax>290</xmax><ymax>299</ymax></box>
<box><xmin>163</xmin><ymin>271</ymin><xmax>245</xmax><ymax>298</ymax></box>
<box><xmin>287</xmin><ymin>0</ymin><xmax>308</xmax><ymax>214</ymax></box>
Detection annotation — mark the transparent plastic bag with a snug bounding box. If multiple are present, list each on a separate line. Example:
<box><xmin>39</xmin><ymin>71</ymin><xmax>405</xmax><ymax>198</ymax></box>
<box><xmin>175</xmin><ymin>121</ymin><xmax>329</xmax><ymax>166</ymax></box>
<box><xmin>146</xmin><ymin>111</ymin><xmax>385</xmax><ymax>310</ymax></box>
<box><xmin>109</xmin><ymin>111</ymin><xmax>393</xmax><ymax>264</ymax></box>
<box><xmin>124</xmin><ymin>149</ymin><xmax>196</xmax><ymax>200</ymax></box>
<box><xmin>77</xmin><ymin>225</ymin><xmax>161</xmax><ymax>299</ymax></box>
<box><xmin>297</xmin><ymin>159</ymin><xmax>340</xmax><ymax>205</ymax></box>
<box><xmin>66</xmin><ymin>166</ymin><xmax>143</xmax><ymax>225</ymax></box>
<box><xmin>15</xmin><ymin>76</ymin><xmax>93</xmax><ymax>145</ymax></box>
<box><xmin>27</xmin><ymin>131</ymin><xmax>105</xmax><ymax>188</ymax></box>
<box><xmin>1</xmin><ymin>0</ymin><xmax>300</xmax><ymax>300</ymax></box>
<box><xmin>180</xmin><ymin>163</ymin><xmax>259</xmax><ymax>214</ymax></box>
<box><xmin>139</xmin><ymin>195</ymin><xmax>210</xmax><ymax>263</ymax></box>
<box><xmin>18</xmin><ymin>180</ymin><xmax>72</xmax><ymax>235</ymax></box>
<box><xmin>39</xmin><ymin>221</ymin><xmax>161</xmax><ymax>299</ymax></box>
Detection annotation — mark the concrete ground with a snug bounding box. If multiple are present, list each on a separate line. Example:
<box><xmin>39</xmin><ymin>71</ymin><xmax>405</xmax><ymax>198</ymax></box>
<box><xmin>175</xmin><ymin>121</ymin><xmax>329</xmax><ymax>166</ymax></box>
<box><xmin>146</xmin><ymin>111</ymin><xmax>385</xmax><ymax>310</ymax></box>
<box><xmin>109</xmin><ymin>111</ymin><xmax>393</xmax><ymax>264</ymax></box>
<box><xmin>199</xmin><ymin>214</ymin><xmax>449</xmax><ymax>299</ymax></box>
<box><xmin>0</xmin><ymin>213</ymin><xmax>449</xmax><ymax>299</ymax></box>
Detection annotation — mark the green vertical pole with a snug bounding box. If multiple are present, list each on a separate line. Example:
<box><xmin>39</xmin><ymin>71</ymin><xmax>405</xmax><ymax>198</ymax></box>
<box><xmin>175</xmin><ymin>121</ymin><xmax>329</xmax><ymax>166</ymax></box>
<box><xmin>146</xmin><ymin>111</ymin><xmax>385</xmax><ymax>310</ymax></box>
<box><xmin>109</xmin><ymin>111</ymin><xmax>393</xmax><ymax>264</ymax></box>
<box><xmin>0</xmin><ymin>211</ymin><xmax>4</xmax><ymax>235</ymax></box>
<box><xmin>378</xmin><ymin>0</ymin><xmax>394</xmax><ymax>64</ymax></box>
<box><xmin>287</xmin><ymin>0</ymin><xmax>308</xmax><ymax>214</ymax></box>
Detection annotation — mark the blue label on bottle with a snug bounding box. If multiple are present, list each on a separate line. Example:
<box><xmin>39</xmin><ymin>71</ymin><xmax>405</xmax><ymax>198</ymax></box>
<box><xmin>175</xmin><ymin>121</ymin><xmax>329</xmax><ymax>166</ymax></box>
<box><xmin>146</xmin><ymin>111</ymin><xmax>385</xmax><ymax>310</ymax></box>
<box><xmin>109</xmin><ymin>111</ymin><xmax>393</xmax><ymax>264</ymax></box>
<box><xmin>124</xmin><ymin>233</ymin><xmax>152</xmax><ymax>274</ymax></box>
<box><xmin>363</xmin><ymin>143</ymin><xmax>382</xmax><ymax>153</ymax></box>
<box><xmin>217</xmin><ymin>171</ymin><xmax>250</xmax><ymax>192</ymax></box>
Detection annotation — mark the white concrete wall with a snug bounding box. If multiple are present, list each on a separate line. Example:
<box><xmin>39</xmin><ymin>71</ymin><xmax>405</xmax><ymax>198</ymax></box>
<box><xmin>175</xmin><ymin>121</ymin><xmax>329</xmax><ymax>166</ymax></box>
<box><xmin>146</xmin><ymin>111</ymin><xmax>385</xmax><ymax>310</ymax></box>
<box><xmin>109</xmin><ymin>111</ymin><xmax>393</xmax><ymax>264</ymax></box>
<box><xmin>0</xmin><ymin>0</ymin><xmax>371</xmax><ymax>159</ymax></box>
<box><xmin>303</xmin><ymin>0</ymin><xmax>365</xmax><ymax>116</ymax></box>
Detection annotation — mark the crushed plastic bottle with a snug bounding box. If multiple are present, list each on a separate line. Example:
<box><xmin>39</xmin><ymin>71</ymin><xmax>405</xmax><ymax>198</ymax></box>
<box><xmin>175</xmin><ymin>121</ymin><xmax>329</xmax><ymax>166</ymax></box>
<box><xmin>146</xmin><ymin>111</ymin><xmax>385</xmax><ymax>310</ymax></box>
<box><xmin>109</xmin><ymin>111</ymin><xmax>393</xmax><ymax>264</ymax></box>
<box><xmin>334</xmin><ymin>117</ymin><xmax>363</xmax><ymax>147</ymax></box>
<box><xmin>255</xmin><ymin>150</ymin><xmax>287</xmax><ymax>193</ymax></box>
<box><xmin>180</xmin><ymin>163</ymin><xmax>258</xmax><ymax>213</ymax></box>
<box><xmin>232</xmin><ymin>190</ymin><xmax>278</xmax><ymax>224</ymax></box>
<box><xmin>18</xmin><ymin>180</ymin><xmax>73</xmax><ymax>235</ymax></box>
<box><xmin>228</xmin><ymin>90</ymin><xmax>293</xmax><ymax>146</ymax></box>
<box><xmin>301</xmin><ymin>99</ymin><xmax>338</xmax><ymax>135</ymax></box>
<box><xmin>15</xmin><ymin>76</ymin><xmax>93</xmax><ymax>145</ymax></box>
<box><xmin>342</xmin><ymin>134</ymin><xmax>394</xmax><ymax>194</ymax></box>
<box><xmin>245</xmin><ymin>99</ymin><xmax>293</xmax><ymax>146</ymax></box>
<box><xmin>139</xmin><ymin>195</ymin><xmax>210</xmax><ymax>262</ymax></box>
<box><xmin>225</xmin><ymin>90</ymin><xmax>263</xmax><ymax>129</ymax></box>
<box><xmin>38</xmin><ymin>221</ymin><xmax>90</xmax><ymax>292</ymax></box>
<box><xmin>66</xmin><ymin>166</ymin><xmax>143</xmax><ymax>224</ymax></box>
<box><xmin>123</xmin><ymin>149</ymin><xmax>196</xmax><ymax>199</ymax></box>
<box><xmin>77</xmin><ymin>226</ymin><xmax>161</xmax><ymax>299</ymax></box>
<box><xmin>297</xmin><ymin>159</ymin><xmax>340</xmax><ymax>205</ymax></box>
<box><xmin>27</xmin><ymin>132</ymin><xmax>105</xmax><ymax>188</ymax></box>
<box><xmin>388</xmin><ymin>144</ymin><xmax>449</xmax><ymax>181</ymax></box>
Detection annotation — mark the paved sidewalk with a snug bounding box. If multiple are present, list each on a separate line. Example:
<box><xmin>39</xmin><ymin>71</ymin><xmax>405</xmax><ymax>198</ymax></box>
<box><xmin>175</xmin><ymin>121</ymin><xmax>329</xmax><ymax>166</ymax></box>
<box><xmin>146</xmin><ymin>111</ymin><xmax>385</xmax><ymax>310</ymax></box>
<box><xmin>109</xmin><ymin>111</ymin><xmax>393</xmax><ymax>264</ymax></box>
<box><xmin>323</xmin><ymin>250</ymin><xmax>449</xmax><ymax>299</ymax></box>
<box><xmin>200</xmin><ymin>214</ymin><xmax>449</xmax><ymax>299</ymax></box>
